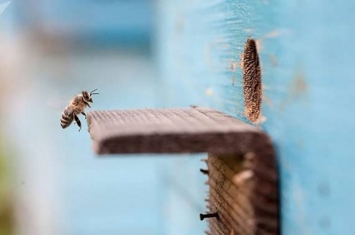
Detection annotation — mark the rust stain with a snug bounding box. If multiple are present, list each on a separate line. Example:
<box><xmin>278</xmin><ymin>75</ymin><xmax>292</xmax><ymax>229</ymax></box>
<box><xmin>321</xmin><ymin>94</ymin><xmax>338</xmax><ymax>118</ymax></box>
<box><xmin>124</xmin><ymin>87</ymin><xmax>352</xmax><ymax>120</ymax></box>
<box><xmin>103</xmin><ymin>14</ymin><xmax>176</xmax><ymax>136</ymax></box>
<box><xmin>270</xmin><ymin>54</ymin><xmax>278</xmax><ymax>67</ymax></box>
<box><xmin>262</xmin><ymin>29</ymin><xmax>281</xmax><ymax>39</ymax></box>
<box><xmin>230</xmin><ymin>61</ymin><xmax>239</xmax><ymax>71</ymax></box>
<box><xmin>288</xmin><ymin>72</ymin><xmax>308</xmax><ymax>101</ymax></box>
<box><xmin>253</xmin><ymin>29</ymin><xmax>282</xmax><ymax>54</ymax></box>
<box><xmin>262</xmin><ymin>94</ymin><xmax>274</xmax><ymax>108</ymax></box>
<box><xmin>256</xmin><ymin>39</ymin><xmax>264</xmax><ymax>52</ymax></box>
<box><xmin>291</xmin><ymin>73</ymin><xmax>308</xmax><ymax>96</ymax></box>
<box><xmin>279</xmin><ymin>71</ymin><xmax>308</xmax><ymax>110</ymax></box>
<box><xmin>205</xmin><ymin>88</ymin><xmax>214</xmax><ymax>96</ymax></box>
<box><xmin>239</xmin><ymin>52</ymin><xmax>244</xmax><ymax>69</ymax></box>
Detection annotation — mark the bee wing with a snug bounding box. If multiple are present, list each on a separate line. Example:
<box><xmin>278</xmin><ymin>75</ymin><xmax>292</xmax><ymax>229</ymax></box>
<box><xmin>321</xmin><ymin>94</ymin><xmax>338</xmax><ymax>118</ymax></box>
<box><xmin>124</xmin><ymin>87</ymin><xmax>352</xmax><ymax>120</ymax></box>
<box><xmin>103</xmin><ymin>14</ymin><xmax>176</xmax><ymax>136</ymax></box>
<box><xmin>46</xmin><ymin>95</ymin><xmax>69</xmax><ymax>111</ymax></box>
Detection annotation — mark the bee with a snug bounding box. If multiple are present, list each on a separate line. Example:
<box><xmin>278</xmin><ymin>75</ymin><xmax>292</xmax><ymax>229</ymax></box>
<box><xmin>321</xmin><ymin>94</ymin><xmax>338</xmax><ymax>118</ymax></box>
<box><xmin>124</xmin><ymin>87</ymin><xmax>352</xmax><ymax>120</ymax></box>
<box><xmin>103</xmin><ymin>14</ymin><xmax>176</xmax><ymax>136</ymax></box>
<box><xmin>60</xmin><ymin>89</ymin><xmax>99</xmax><ymax>131</ymax></box>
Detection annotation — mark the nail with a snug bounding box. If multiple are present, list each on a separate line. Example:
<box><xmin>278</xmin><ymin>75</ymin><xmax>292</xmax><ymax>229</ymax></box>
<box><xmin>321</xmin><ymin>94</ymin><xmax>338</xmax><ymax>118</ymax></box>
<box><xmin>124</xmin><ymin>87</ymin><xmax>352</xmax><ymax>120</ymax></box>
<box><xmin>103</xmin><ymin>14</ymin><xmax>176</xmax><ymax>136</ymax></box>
<box><xmin>200</xmin><ymin>212</ymin><xmax>219</xmax><ymax>221</ymax></box>
<box><xmin>200</xmin><ymin>169</ymin><xmax>209</xmax><ymax>175</ymax></box>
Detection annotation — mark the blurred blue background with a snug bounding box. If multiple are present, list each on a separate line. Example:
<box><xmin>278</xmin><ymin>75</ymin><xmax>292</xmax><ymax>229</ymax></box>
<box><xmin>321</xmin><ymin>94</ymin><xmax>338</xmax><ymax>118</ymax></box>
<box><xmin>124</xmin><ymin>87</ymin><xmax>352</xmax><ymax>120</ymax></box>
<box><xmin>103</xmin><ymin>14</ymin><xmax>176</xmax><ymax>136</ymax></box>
<box><xmin>0</xmin><ymin>1</ymin><xmax>207</xmax><ymax>235</ymax></box>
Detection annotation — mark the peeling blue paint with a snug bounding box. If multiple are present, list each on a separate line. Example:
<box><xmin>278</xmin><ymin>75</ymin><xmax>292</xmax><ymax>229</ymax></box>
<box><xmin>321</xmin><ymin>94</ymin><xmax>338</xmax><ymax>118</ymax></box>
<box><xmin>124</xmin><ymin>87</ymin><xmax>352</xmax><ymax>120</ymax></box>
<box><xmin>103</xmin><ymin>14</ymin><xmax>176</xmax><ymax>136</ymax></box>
<box><xmin>156</xmin><ymin>0</ymin><xmax>355</xmax><ymax>234</ymax></box>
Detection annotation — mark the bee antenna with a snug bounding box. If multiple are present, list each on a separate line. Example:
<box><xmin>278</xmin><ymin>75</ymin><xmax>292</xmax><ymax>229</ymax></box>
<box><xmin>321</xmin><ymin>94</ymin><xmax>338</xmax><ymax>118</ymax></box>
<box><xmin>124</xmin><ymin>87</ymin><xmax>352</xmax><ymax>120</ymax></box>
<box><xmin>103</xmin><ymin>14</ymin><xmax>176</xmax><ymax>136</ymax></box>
<box><xmin>90</xmin><ymin>89</ymin><xmax>99</xmax><ymax>95</ymax></box>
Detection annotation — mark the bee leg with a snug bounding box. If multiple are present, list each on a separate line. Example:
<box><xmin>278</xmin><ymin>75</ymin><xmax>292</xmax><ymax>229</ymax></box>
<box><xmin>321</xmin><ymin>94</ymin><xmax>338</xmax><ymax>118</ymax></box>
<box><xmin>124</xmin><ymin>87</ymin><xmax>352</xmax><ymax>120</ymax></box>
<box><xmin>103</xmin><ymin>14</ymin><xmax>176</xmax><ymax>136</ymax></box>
<box><xmin>81</xmin><ymin>112</ymin><xmax>87</xmax><ymax>119</ymax></box>
<box><xmin>74</xmin><ymin>115</ymin><xmax>82</xmax><ymax>132</ymax></box>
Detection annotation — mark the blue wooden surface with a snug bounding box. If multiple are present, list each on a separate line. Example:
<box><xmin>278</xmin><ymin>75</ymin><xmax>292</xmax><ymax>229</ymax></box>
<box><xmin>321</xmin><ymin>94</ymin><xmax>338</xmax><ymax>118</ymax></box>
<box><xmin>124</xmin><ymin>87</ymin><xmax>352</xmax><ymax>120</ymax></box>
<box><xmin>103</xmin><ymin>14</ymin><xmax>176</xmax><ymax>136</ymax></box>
<box><xmin>155</xmin><ymin>0</ymin><xmax>355</xmax><ymax>234</ymax></box>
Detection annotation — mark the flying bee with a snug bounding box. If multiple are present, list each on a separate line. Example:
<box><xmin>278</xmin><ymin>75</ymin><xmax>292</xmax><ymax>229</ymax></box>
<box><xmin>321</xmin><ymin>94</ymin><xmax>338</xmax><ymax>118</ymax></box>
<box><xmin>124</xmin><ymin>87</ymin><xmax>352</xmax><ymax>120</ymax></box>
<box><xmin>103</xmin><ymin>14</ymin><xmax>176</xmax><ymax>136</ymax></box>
<box><xmin>60</xmin><ymin>89</ymin><xmax>99</xmax><ymax>131</ymax></box>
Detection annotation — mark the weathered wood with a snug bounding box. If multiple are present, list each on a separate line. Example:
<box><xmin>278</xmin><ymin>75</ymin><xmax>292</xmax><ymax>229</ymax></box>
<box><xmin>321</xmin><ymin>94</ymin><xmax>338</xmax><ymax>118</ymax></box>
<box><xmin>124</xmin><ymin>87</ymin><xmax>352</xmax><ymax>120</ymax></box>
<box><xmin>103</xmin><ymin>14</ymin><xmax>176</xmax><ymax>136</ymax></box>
<box><xmin>87</xmin><ymin>108</ymin><xmax>268</xmax><ymax>155</ymax></box>
<box><xmin>86</xmin><ymin>107</ymin><xmax>279</xmax><ymax>235</ymax></box>
<box><xmin>207</xmin><ymin>151</ymin><xmax>279</xmax><ymax>235</ymax></box>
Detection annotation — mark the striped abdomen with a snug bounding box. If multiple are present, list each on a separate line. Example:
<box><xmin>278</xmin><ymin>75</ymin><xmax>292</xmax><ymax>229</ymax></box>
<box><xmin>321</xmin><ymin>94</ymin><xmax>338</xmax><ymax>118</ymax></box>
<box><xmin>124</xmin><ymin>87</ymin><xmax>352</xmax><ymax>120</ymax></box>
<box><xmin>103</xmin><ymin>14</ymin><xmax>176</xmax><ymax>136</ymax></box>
<box><xmin>60</xmin><ymin>105</ymin><xmax>74</xmax><ymax>129</ymax></box>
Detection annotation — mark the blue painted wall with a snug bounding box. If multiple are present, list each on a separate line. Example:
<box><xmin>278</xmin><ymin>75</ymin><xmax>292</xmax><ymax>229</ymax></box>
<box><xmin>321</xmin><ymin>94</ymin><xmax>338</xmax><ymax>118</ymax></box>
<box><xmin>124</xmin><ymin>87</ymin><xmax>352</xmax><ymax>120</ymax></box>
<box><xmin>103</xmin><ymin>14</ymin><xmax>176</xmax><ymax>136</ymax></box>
<box><xmin>155</xmin><ymin>0</ymin><xmax>355</xmax><ymax>234</ymax></box>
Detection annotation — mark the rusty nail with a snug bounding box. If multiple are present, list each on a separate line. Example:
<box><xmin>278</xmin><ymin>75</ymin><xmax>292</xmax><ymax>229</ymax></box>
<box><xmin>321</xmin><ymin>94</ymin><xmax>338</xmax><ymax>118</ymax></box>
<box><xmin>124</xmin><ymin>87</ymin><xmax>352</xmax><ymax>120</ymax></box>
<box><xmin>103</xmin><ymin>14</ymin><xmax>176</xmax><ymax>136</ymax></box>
<box><xmin>200</xmin><ymin>212</ymin><xmax>219</xmax><ymax>221</ymax></box>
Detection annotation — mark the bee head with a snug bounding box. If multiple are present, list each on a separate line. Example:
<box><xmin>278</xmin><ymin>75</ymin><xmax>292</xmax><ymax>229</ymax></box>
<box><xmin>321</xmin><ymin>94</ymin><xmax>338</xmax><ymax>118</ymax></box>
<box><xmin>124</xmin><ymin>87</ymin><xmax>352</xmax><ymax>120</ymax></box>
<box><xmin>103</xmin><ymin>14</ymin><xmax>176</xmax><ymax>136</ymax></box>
<box><xmin>82</xmin><ymin>89</ymin><xmax>99</xmax><ymax>103</ymax></box>
<box><xmin>82</xmin><ymin>91</ymin><xmax>92</xmax><ymax>103</ymax></box>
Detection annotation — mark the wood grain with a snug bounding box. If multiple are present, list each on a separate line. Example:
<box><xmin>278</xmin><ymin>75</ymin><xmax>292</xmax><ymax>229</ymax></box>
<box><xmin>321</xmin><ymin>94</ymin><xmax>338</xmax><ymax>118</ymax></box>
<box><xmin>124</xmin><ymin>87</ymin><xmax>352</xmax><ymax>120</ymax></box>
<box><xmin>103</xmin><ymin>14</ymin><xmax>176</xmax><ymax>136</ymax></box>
<box><xmin>87</xmin><ymin>108</ymin><xmax>268</xmax><ymax>155</ymax></box>
<box><xmin>206</xmin><ymin>151</ymin><xmax>279</xmax><ymax>235</ymax></box>
<box><xmin>86</xmin><ymin>107</ymin><xmax>279</xmax><ymax>235</ymax></box>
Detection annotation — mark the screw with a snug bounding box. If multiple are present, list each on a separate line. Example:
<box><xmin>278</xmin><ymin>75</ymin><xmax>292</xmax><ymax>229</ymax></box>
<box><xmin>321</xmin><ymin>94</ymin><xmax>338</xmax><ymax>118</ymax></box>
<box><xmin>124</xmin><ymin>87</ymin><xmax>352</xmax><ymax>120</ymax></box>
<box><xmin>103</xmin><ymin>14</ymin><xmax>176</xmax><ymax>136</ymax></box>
<box><xmin>200</xmin><ymin>169</ymin><xmax>209</xmax><ymax>175</ymax></box>
<box><xmin>200</xmin><ymin>212</ymin><xmax>219</xmax><ymax>221</ymax></box>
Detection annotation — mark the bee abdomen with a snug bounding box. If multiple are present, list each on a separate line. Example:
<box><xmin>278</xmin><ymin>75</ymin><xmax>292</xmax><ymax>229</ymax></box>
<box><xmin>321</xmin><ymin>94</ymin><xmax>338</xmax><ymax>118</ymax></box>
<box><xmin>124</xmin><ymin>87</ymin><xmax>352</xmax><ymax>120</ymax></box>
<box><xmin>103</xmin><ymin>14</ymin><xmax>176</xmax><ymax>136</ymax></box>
<box><xmin>60</xmin><ymin>106</ymin><xmax>74</xmax><ymax>129</ymax></box>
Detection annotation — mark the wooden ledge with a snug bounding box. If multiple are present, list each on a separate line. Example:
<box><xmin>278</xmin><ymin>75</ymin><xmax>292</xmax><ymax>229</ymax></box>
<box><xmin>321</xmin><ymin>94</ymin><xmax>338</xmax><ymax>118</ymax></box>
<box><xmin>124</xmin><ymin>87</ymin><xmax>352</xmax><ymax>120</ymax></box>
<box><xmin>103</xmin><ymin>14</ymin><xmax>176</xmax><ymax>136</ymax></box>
<box><xmin>86</xmin><ymin>107</ymin><xmax>269</xmax><ymax>155</ymax></box>
<box><xmin>86</xmin><ymin>107</ymin><xmax>279</xmax><ymax>234</ymax></box>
